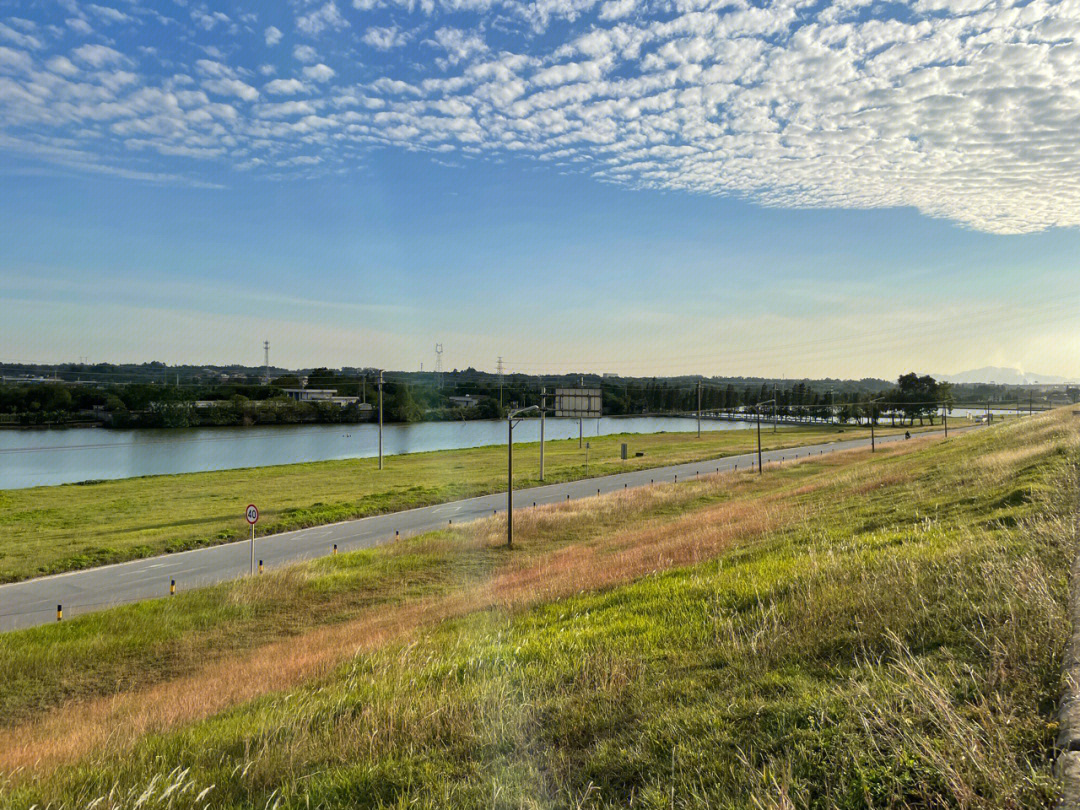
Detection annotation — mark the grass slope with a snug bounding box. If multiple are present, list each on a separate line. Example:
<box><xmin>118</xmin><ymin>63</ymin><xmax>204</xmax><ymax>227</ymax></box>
<box><xmin>0</xmin><ymin>423</ymin><xmax>924</xmax><ymax>583</ymax></box>
<box><xmin>0</xmin><ymin>412</ymin><xmax>1073</xmax><ymax>808</ymax></box>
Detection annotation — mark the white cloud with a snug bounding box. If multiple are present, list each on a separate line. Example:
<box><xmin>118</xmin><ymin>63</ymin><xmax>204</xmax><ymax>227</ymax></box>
<box><xmin>301</xmin><ymin>63</ymin><xmax>336</xmax><ymax>82</ymax></box>
<box><xmin>88</xmin><ymin>5</ymin><xmax>132</xmax><ymax>24</ymax></box>
<box><xmin>65</xmin><ymin>18</ymin><xmax>94</xmax><ymax>35</ymax></box>
<box><xmin>191</xmin><ymin>10</ymin><xmax>232</xmax><ymax>31</ymax></box>
<box><xmin>429</xmin><ymin>27</ymin><xmax>487</xmax><ymax>65</ymax></box>
<box><xmin>5</xmin><ymin>0</ymin><xmax>1080</xmax><ymax>233</ymax></box>
<box><xmin>202</xmin><ymin>77</ymin><xmax>260</xmax><ymax>102</ymax></box>
<box><xmin>296</xmin><ymin>2</ymin><xmax>350</xmax><ymax>36</ymax></box>
<box><xmin>264</xmin><ymin>25</ymin><xmax>283</xmax><ymax>46</ymax></box>
<box><xmin>264</xmin><ymin>77</ymin><xmax>309</xmax><ymax>94</ymax></box>
<box><xmin>71</xmin><ymin>44</ymin><xmax>126</xmax><ymax>67</ymax></box>
<box><xmin>0</xmin><ymin>46</ymin><xmax>33</xmax><ymax>73</ymax></box>
<box><xmin>598</xmin><ymin>0</ymin><xmax>635</xmax><ymax>20</ymax></box>
<box><xmin>362</xmin><ymin>25</ymin><xmax>409</xmax><ymax>50</ymax></box>
<box><xmin>45</xmin><ymin>55</ymin><xmax>80</xmax><ymax>76</ymax></box>
<box><xmin>0</xmin><ymin>21</ymin><xmax>42</xmax><ymax>49</ymax></box>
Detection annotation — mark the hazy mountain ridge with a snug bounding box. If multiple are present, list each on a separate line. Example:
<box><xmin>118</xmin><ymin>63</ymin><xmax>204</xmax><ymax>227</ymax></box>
<box><xmin>934</xmin><ymin>367</ymin><xmax>1071</xmax><ymax>385</ymax></box>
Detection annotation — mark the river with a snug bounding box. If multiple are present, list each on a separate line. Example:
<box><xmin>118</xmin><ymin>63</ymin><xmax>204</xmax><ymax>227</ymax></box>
<box><xmin>0</xmin><ymin>407</ymin><xmax>1021</xmax><ymax>490</ymax></box>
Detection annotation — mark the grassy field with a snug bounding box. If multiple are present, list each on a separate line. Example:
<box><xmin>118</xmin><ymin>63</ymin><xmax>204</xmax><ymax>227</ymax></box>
<box><xmin>0</xmin><ymin>409</ymin><xmax>1073</xmax><ymax>808</ymax></box>
<box><xmin>0</xmin><ymin>422</ymin><xmax>934</xmax><ymax>583</ymax></box>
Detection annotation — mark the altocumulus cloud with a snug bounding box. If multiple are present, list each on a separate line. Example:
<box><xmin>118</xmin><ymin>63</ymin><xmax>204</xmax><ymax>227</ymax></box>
<box><xmin>1</xmin><ymin>0</ymin><xmax>1079</xmax><ymax>233</ymax></box>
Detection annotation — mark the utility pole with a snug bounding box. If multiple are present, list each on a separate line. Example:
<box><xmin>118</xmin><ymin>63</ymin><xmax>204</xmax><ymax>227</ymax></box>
<box><xmin>497</xmin><ymin>357</ymin><xmax>504</xmax><ymax>408</ymax></box>
<box><xmin>986</xmin><ymin>400</ymin><xmax>990</xmax><ymax>425</ymax></box>
<box><xmin>377</xmin><ymin>370</ymin><xmax>384</xmax><ymax>470</ymax></box>
<box><xmin>263</xmin><ymin>340</ymin><xmax>270</xmax><ymax>385</ymax></box>
<box><xmin>754</xmin><ymin>399</ymin><xmax>774</xmax><ymax>475</ymax></box>
<box><xmin>435</xmin><ymin>343</ymin><xmax>443</xmax><ymax>389</ymax></box>
<box><xmin>869</xmin><ymin>397</ymin><xmax>884</xmax><ymax>452</ymax></box>
<box><xmin>506</xmin><ymin>405</ymin><xmax>539</xmax><ymax>548</ymax></box>
<box><xmin>697</xmin><ymin>380</ymin><xmax>702</xmax><ymax>438</ymax></box>
<box><xmin>540</xmin><ymin>386</ymin><xmax>546</xmax><ymax>481</ymax></box>
<box><xmin>579</xmin><ymin>375</ymin><xmax>584</xmax><ymax>449</ymax></box>
<box><xmin>943</xmin><ymin>403</ymin><xmax>948</xmax><ymax>438</ymax></box>
<box><xmin>773</xmin><ymin>384</ymin><xmax>778</xmax><ymax>433</ymax></box>
<box><xmin>1030</xmin><ymin>391</ymin><xmax>1033</xmax><ymax>416</ymax></box>
<box><xmin>756</xmin><ymin>406</ymin><xmax>763</xmax><ymax>475</ymax></box>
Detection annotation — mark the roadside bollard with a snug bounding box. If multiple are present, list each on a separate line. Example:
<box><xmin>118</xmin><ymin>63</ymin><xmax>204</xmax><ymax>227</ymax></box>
<box><xmin>597</xmin><ymin>488</ymin><xmax>600</xmax><ymax>496</ymax></box>
<box><xmin>533</xmin><ymin>501</ymin><xmax>536</xmax><ymax>507</ymax></box>
<box><xmin>259</xmin><ymin>560</ymin><xmax>263</xmax><ymax>574</ymax></box>
<box><xmin>333</xmin><ymin>544</ymin><xmax>338</xmax><ymax>555</ymax></box>
<box><xmin>395</xmin><ymin>530</ymin><xmax>399</xmax><ymax>538</ymax></box>
<box><xmin>170</xmin><ymin>579</ymin><xmax>175</xmax><ymax>596</ymax></box>
<box><xmin>566</xmin><ymin>494</ymin><xmax>570</xmax><ymax>501</ymax></box>
<box><xmin>57</xmin><ymin>604</ymin><xmax>62</xmax><ymax>622</ymax></box>
<box><xmin>675</xmin><ymin>474</ymin><xmax>678</xmax><ymax>483</ymax></box>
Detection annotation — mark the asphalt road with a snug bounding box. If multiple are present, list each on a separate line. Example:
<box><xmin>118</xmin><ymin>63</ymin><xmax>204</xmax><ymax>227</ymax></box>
<box><xmin>0</xmin><ymin>427</ymin><xmax>965</xmax><ymax>632</ymax></box>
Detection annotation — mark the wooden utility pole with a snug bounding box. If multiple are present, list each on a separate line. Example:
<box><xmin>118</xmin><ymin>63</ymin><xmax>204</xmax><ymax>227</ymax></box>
<box><xmin>697</xmin><ymin>380</ymin><xmax>702</xmax><ymax>438</ymax></box>
<box><xmin>540</xmin><ymin>386</ymin><xmax>546</xmax><ymax>481</ymax></box>
<box><xmin>377</xmin><ymin>370</ymin><xmax>384</xmax><ymax>470</ymax></box>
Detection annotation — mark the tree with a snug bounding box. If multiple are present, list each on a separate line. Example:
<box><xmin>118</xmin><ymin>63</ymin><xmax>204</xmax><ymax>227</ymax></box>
<box><xmin>894</xmin><ymin>373</ymin><xmax>942</xmax><ymax>425</ymax></box>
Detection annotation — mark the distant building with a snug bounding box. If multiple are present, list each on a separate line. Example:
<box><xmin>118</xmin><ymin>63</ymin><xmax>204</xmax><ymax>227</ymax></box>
<box><xmin>449</xmin><ymin>394</ymin><xmax>481</xmax><ymax>408</ymax></box>
<box><xmin>280</xmin><ymin>388</ymin><xmax>361</xmax><ymax>406</ymax></box>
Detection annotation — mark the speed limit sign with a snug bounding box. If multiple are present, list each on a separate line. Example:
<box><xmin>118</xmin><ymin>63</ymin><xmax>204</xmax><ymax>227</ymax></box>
<box><xmin>245</xmin><ymin>504</ymin><xmax>259</xmax><ymax>525</ymax></box>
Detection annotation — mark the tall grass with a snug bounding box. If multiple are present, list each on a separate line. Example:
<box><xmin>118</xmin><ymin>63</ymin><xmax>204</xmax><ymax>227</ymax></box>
<box><xmin>0</xmin><ymin>423</ymin><xmax>932</xmax><ymax>583</ymax></box>
<box><xmin>0</xmin><ymin>411</ymin><xmax>1074</xmax><ymax>808</ymax></box>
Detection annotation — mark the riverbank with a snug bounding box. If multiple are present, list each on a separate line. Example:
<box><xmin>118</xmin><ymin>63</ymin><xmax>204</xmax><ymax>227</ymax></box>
<box><xmin>0</xmin><ymin>410</ymin><xmax>1070</xmax><ymax>807</ymax></box>
<box><xmin>0</xmin><ymin>424</ymin><xmax>933</xmax><ymax>583</ymax></box>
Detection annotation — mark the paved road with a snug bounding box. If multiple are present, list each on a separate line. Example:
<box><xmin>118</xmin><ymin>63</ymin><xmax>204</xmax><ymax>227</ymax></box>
<box><xmin>0</xmin><ymin>427</ymin><xmax>966</xmax><ymax>632</ymax></box>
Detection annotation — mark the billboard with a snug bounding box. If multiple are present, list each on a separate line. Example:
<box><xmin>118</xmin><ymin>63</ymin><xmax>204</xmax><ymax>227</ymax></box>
<box><xmin>555</xmin><ymin>388</ymin><xmax>601</xmax><ymax>417</ymax></box>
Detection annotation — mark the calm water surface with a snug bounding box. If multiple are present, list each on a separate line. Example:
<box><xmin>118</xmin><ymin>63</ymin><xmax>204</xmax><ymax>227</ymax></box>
<box><xmin>0</xmin><ymin>407</ymin><xmax>1015</xmax><ymax>490</ymax></box>
<box><xmin>0</xmin><ymin>416</ymin><xmax>753</xmax><ymax>490</ymax></box>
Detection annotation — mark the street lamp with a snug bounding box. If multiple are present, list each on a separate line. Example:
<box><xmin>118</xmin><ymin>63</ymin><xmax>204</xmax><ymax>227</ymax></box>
<box><xmin>754</xmin><ymin>399</ymin><xmax>775</xmax><ymax>475</ymax></box>
<box><xmin>507</xmin><ymin>404</ymin><xmax>539</xmax><ymax>548</ymax></box>
<box><xmin>867</xmin><ymin>396</ymin><xmax>884</xmax><ymax>452</ymax></box>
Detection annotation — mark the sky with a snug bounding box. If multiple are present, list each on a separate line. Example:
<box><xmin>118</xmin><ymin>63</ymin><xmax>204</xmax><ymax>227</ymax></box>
<box><xmin>1</xmin><ymin>0</ymin><xmax>1079</xmax><ymax>380</ymax></box>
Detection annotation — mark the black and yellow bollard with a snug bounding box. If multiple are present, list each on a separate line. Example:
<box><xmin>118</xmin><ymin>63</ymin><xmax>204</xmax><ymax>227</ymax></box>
<box><xmin>258</xmin><ymin>559</ymin><xmax>264</xmax><ymax>574</ymax></box>
<box><xmin>333</xmin><ymin>543</ymin><xmax>338</xmax><ymax>555</ymax></box>
<box><xmin>170</xmin><ymin>579</ymin><xmax>176</xmax><ymax>596</ymax></box>
<box><xmin>56</xmin><ymin>604</ymin><xmax>62</xmax><ymax>622</ymax></box>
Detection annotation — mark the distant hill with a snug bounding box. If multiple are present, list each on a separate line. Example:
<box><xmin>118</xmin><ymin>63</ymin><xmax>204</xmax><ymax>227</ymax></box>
<box><xmin>935</xmin><ymin>366</ymin><xmax>1070</xmax><ymax>385</ymax></box>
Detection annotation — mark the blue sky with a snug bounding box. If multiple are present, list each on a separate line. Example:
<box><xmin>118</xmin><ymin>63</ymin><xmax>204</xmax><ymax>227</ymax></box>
<box><xmin>2</xmin><ymin>0</ymin><xmax>1079</xmax><ymax>379</ymax></box>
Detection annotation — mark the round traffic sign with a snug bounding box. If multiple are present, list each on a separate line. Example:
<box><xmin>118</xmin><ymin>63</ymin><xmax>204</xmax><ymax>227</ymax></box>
<box><xmin>245</xmin><ymin>504</ymin><xmax>259</xmax><ymax>525</ymax></box>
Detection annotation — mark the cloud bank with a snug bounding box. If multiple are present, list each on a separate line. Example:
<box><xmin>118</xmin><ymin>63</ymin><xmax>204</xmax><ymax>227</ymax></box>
<box><xmin>1</xmin><ymin>0</ymin><xmax>1079</xmax><ymax>233</ymax></box>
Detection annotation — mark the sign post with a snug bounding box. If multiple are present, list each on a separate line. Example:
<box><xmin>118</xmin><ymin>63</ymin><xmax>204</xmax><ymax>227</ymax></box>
<box><xmin>245</xmin><ymin>503</ymin><xmax>259</xmax><ymax>575</ymax></box>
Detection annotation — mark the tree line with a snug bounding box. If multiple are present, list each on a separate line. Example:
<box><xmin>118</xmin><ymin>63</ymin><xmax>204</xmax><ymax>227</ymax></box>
<box><xmin>0</xmin><ymin>364</ymin><xmax>1051</xmax><ymax>429</ymax></box>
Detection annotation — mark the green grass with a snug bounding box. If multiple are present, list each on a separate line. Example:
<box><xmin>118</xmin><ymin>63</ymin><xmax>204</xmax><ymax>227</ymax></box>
<box><xmin>0</xmin><ymin>422</ymin><xmax>931</xmax><ymax>583</ymax></box>
<box><xmin>0</xmin><ymin>411</ymin><xmax>1073</xmax><ymax>808</ymax></box>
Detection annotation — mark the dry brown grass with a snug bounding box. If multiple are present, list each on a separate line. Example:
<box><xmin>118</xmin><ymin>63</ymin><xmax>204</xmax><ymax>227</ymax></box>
<box><xmin>0</xmin><ymin>437</ymin><xmax>938</xmax><ymax>777</ymax></box>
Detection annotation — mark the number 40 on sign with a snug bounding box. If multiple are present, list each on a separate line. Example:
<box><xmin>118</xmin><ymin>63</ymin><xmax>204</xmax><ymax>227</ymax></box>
<box><xmin>245</xmin><ymin>504</ymin><xmax>259</xmax><ymax>575</ymax></box>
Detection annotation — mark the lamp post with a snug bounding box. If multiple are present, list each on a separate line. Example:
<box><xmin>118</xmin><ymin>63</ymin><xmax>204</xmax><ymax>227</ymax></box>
<box><xmin>754</xmin><ymin>399</ymin><xmax>775</xmax><ymax>475</ymax></box>
<box><xmin>507</xmin><ymin>404</ymin><xmax>539</xmax><ymax>548</ymax></box>
<box><xmin>868</xmin><ymin>396</ymin><xmax>884</xmax><ymax>452</ymax></box>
